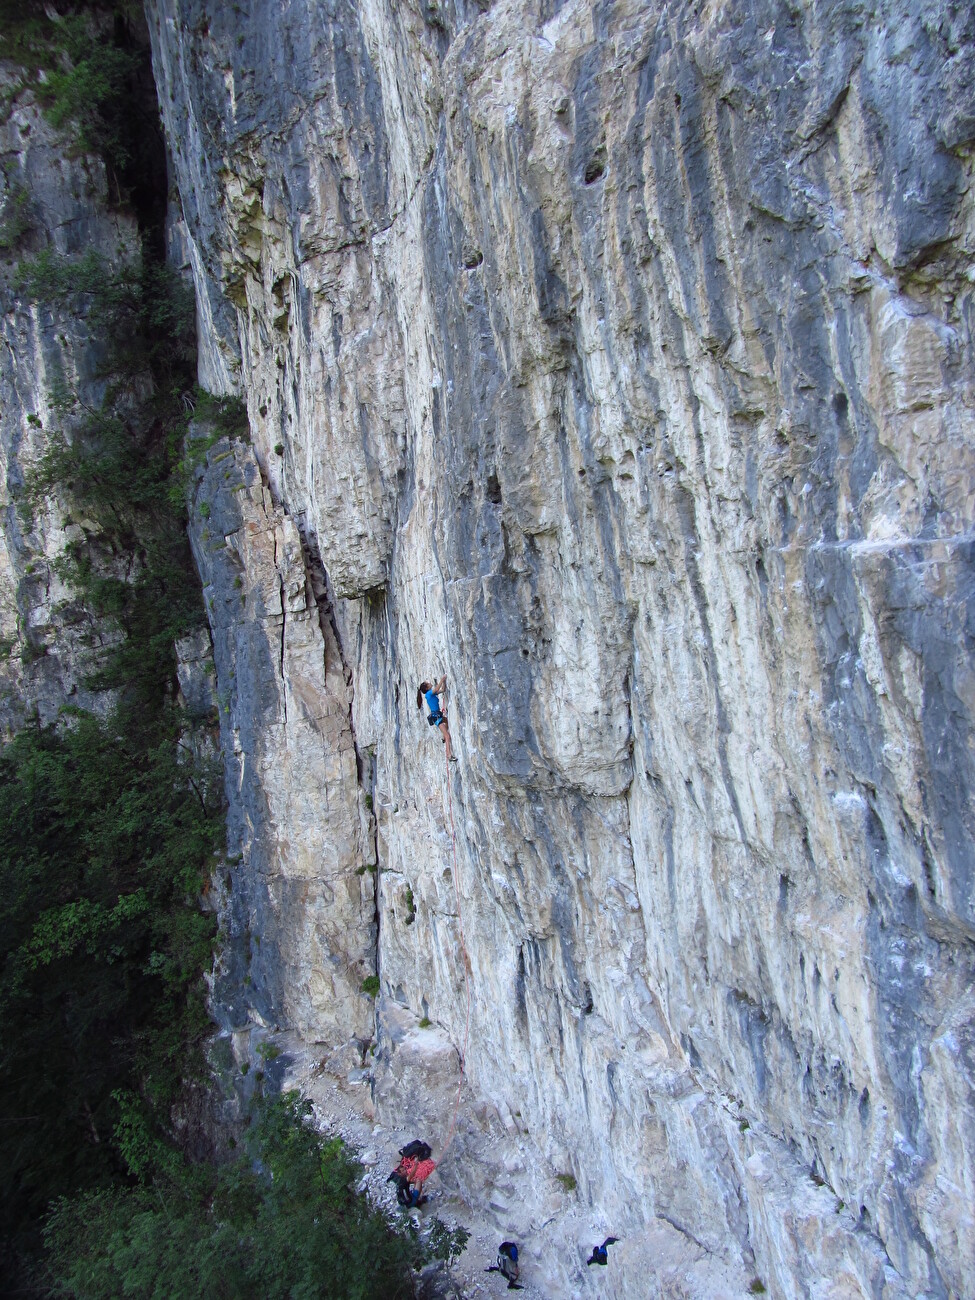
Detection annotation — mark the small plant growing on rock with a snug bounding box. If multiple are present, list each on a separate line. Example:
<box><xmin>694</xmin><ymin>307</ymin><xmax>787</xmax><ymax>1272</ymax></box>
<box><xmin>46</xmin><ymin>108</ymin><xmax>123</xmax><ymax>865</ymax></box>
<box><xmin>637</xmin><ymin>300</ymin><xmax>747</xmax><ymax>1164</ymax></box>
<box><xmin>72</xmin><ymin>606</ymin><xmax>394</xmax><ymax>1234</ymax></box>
<box><xmin>19</xmin><ymin>637</ymin><xmax>46</xmax><ymax>665</ymax></box>
<box><xmin>0</xmin><ymin>181</ymin><xmax>33</xmax><ymax>251</ymax></box>
<box><xmin>257</xmin><ymin>1041</ymin><xmax>281</xmax><ymax>1062</ymax></box>
<box><xmin>554</xmin><ymin>1173</ymin><xmax>576</xmax><ymax>1192</ymax></box>
<box><xmin>418</xmin><ymin>1017</ymin><xmax>431</xmax><ymax>1029</ymax></box>
<box><xmin>192</xmin><ymin>389</ymin><xmax>249</xmax><ymax>440</ymax></box>
<box><xmin>274</xmin><ymin>442</ymin><xmax>284</xmax><ymax>455</ymax></box>
<box><xmin>361</xmin><ymin>975</ymin><xmax>380</xmax><ymax>997</ymax></box>
<box><xmin>749</xmin><ymin>1281</ymin><xmax>766</xmax><ymax>1294</ymax></box>
<box><xmin>426</xmin><ymin>1218</ymin><xmax>470</xmax><ymax>1267</ymax></box>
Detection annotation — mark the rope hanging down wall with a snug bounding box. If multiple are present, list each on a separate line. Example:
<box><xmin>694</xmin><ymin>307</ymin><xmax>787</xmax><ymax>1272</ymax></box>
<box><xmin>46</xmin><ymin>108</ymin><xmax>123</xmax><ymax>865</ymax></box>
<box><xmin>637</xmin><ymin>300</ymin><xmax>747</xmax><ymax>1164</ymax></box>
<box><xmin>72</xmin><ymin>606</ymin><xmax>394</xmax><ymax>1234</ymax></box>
<box><xmin>438</xmin><ymin>706</ymin><xmax>472</xmax><ymax>1163</ymax></box>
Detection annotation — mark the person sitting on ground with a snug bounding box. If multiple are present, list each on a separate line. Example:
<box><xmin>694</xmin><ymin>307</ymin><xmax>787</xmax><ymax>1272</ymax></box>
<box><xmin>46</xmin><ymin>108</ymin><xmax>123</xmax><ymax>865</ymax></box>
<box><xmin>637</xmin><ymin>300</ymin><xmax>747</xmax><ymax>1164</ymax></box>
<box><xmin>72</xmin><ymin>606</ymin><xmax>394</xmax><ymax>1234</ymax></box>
<box><xmin>486</xmin><ymin>1240</ymin><xmax>524</xmax><ymax>1289</ymax></box>
<box><xmin>411</xmin><ymin>1155</ymin><xmax>436</xmax><ymax>1196</ymax></box>
<box><xmin>417</xmin><ymin>675</ymin><xmax>456</xmax><ymax>761</ymax></box>
<box><xmin>586</xmin><ymin>1236</ymin><xmax>619</xmax><ymax>1266</ymax></box>
<box><xmin>387</xmin><ymin>1148</ymin><xmax>437</xmax><ymax>1208</ymax></box>
<box><xmin>388</xmin><ymin>1153</ymin><xmax>419</xmax><ymax>1206</ymax></box>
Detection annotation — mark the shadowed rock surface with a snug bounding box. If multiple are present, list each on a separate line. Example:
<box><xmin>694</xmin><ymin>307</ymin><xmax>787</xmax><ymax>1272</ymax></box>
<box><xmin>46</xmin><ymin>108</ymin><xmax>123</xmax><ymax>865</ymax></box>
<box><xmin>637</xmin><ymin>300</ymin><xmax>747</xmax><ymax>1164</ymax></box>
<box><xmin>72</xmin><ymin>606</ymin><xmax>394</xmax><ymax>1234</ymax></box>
<box><xmin>0</xmin><ymin>64</ymin><xmax>141</xmax><ymax>730</ymax></box>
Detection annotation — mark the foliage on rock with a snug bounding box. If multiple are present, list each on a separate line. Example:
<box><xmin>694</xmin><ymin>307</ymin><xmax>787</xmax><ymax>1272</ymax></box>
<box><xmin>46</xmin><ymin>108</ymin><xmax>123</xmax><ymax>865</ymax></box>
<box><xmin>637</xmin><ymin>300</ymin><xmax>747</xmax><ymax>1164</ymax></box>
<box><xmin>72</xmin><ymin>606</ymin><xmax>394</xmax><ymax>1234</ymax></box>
<box><xmin>0</xmin><ymin>707</ymin><xmax>222</xmax><ymax>1257</ymax></box>
<box><xmin>0</xmin><ymin>1</ymin><xmax>150</xmax><ymax>189</ymax></box>
<box><xmin>16</xmin><ymin>248</ymin><xmax>200</xmax><ymax>703</ymax></box>
<box><xmin>44</xmin><ymin>1093</ymin><xmax>465</xmax><ymax>1300</ymax></box>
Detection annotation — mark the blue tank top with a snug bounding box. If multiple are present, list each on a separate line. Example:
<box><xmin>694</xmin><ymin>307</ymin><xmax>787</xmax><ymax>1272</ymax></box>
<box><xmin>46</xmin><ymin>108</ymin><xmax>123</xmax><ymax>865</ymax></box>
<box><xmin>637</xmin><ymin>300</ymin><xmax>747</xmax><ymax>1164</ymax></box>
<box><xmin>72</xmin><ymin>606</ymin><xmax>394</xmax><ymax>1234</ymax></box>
<box><xmin>425</xmin><ymin>690</ymin><xmax>442</xmax><ymax>716</ymax></box>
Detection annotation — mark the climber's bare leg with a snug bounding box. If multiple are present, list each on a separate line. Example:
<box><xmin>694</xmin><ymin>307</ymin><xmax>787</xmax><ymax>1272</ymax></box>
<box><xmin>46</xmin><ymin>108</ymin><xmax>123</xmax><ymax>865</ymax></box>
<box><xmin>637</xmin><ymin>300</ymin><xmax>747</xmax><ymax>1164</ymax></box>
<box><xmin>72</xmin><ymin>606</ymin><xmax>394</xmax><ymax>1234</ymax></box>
<box><xmin>438</xmin><ymin>719</ymin><xmax>455</xmax><ymax>761</ymax></box>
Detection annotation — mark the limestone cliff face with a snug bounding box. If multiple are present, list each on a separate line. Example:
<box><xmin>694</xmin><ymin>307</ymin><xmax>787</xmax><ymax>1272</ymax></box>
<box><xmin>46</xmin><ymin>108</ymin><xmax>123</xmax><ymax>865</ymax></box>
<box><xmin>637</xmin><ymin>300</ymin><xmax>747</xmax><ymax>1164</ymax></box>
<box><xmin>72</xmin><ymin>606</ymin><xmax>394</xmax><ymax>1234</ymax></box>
<box><xmin>0</xmin><ymin>66</ymin><xmax>140</xmax><ymax>731</ymax></box>
<box><xmin>150</xmin><ymin>1</ymin><xmax>975</xmax><ymax>1295</ymax></box>
<box><xmin>186</xmin><ymin>436</ymin><xmax>377</xmax><ymax>1052</ymax></box>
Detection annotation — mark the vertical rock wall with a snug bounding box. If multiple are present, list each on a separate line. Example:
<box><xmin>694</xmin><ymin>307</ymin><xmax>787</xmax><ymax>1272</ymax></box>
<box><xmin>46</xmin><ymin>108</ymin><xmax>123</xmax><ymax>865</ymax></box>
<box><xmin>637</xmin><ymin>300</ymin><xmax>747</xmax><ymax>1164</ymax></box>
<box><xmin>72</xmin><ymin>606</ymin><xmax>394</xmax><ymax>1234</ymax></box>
<box><xmin>186</xmin><ymin>436</ymin><xmax>377</xmax><ymax>1053</ymax></box>
<box><xmin>0</xmin><ymin>65</ymin><xmax>140</xmax><ymax>730</ymax></box>
<box><xmin>148</xmin><ymin>1</ymin><xmax>975</xmax><ymax>1295</ymax></box>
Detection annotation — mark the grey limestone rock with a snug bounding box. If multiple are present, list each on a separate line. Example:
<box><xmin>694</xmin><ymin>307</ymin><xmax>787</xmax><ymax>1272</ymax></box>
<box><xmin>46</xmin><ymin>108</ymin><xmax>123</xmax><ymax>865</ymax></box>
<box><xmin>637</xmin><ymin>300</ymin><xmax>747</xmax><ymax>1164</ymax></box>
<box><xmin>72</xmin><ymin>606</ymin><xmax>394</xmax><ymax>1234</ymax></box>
<box><xmin>0</xmin><ymin>66</ymin><xmax>141</xmax><ymax>731</ymax></box>
<box><xmin>187</xmin><ymin>435</ymin><xmax>377</xmax><ymax>1047</ymax></box>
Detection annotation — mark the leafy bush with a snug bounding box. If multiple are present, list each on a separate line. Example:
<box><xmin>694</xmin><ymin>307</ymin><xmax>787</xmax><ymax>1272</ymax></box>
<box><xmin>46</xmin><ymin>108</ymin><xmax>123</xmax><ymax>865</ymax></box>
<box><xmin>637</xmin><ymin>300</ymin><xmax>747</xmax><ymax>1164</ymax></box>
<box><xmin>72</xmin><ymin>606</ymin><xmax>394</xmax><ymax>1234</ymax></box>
<box><xmin>0</xmin><ymin>178</ymin><xmax>32</xmax><ymax>251</ymax></box>
<box><xmin>43</xmin><ymin>1094</ymin><xmax>462</xmax><ymax>1300</ymax></box>
<box><xmin>16</xmin><ymin>250</ymin><xmax>195</xmax><ymax>381</ymax></box>
<box><xmin>42</xmin><ymin>36</ymin><xmax>136</xmax><ymax>164</ymax></box>
<box><xmin>0</xmin><ymin>709</ymin><xmax>222</xmax><ymax>1277</ymax></box>
<box><xmin>0</xmin><ymin>2</ymin><xmax>147</xmax><ymax>183</ymax></box>
<box><xmin>190</xmin><ymin>389</ymin><xmax>249</xmax><ymax>441</ymax></box>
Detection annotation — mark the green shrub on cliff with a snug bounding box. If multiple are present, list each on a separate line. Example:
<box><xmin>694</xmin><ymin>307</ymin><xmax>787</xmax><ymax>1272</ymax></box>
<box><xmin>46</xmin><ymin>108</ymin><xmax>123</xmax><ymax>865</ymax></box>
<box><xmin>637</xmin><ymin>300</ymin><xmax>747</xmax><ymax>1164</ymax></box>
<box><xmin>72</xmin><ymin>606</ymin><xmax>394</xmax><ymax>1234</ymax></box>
<box><xmin>0</xmin><ymin>706</ymin><xmax>222</xmax><ymax>1287</ymax></box>
<box><xmin>0</xmin><ymin>176</ymin><xmax>32</xmax><ymax>250</ymax></box>
<box><xmin>0</xmin><ymin>2</ymin><xmax>145</xmax><ymax>180</ymax></box>
<box><xmin>18</xmin><ymin>247</ymin><xmax>201</xmax><ymax>709</ymax></box>
<box><xmin>43</xmin><ymin>1093</ymin><xmax>464</xmax><ymax>1300</ymax></box>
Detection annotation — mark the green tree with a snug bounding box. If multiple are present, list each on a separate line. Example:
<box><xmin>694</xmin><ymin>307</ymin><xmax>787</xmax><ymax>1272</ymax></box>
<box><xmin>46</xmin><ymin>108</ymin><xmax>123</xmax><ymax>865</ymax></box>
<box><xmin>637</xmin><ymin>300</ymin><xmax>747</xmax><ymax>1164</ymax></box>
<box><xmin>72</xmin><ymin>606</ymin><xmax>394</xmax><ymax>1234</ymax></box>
<box><xmin>0</xmin><ymin>711</ymin><xmax>221</xmax><ymax>1277</ymax></box>
<box><xmin>0</xmin><ymin>2</ymin><xmax>152</xmax><ymax>194</ymax></box>
<box><xmin>44</xmin><ymin>1094</ymin><xmax>467</xmax><ymax>1300</ymax></box>
<box><xmin>2</xmin><ymin>126</ymin><xmax>214</xmax><ymax>1300</ymax></box>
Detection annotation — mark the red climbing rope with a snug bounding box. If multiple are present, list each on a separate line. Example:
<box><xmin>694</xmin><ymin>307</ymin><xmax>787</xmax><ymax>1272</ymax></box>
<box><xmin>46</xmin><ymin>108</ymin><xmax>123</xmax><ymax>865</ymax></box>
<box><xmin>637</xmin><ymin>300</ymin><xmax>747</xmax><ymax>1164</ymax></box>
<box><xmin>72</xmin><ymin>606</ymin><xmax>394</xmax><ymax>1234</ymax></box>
<box><xmin>438</xmin><ymin>736</ymin><xmax>471</xmax><ymax>1163</ymax></box>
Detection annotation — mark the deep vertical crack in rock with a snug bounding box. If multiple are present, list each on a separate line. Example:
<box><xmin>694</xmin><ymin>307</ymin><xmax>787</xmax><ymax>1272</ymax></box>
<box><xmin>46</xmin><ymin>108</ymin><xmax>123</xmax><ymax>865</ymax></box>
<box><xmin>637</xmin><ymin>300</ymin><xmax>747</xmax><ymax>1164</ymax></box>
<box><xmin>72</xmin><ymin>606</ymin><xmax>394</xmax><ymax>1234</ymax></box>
<box><xmin>296</xmin><ymin>521</ymin><xmax>381</xmax><ymax>1012</ymax></box>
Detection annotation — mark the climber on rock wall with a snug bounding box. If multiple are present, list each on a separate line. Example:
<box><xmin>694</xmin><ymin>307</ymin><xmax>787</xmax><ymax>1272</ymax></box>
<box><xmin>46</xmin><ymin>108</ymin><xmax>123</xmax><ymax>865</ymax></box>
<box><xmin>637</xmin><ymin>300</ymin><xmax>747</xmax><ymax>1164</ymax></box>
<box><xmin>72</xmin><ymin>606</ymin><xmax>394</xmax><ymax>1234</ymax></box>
<box><xmin>586</xmin><ymin>1236</ymin><xmax>619</xmax><ymax>1266</ymax></box>
<box><xmin>486</xmin><ymin>1240</ymin><xmax>524</xmax><ymax>1289</ymax></box>
<box><xmin>417</xmin><ymin>675</ymin><xmax>457</xmax><ymax>760</ymax></box>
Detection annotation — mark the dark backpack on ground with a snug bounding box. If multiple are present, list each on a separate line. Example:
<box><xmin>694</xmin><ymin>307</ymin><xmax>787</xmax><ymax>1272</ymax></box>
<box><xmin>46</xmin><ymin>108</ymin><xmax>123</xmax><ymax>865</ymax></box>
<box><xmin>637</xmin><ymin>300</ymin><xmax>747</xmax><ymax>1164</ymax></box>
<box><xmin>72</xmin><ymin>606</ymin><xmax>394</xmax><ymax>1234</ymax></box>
<box><xmin>387</xmin><ymin>1171</ymin><xmax>412</xmax><ymax>1205</ymax></box>
<box><xmin>399</xmin><ymin>1139</ymin><xmax>432</xmax><ymax>1161</ymax></box>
